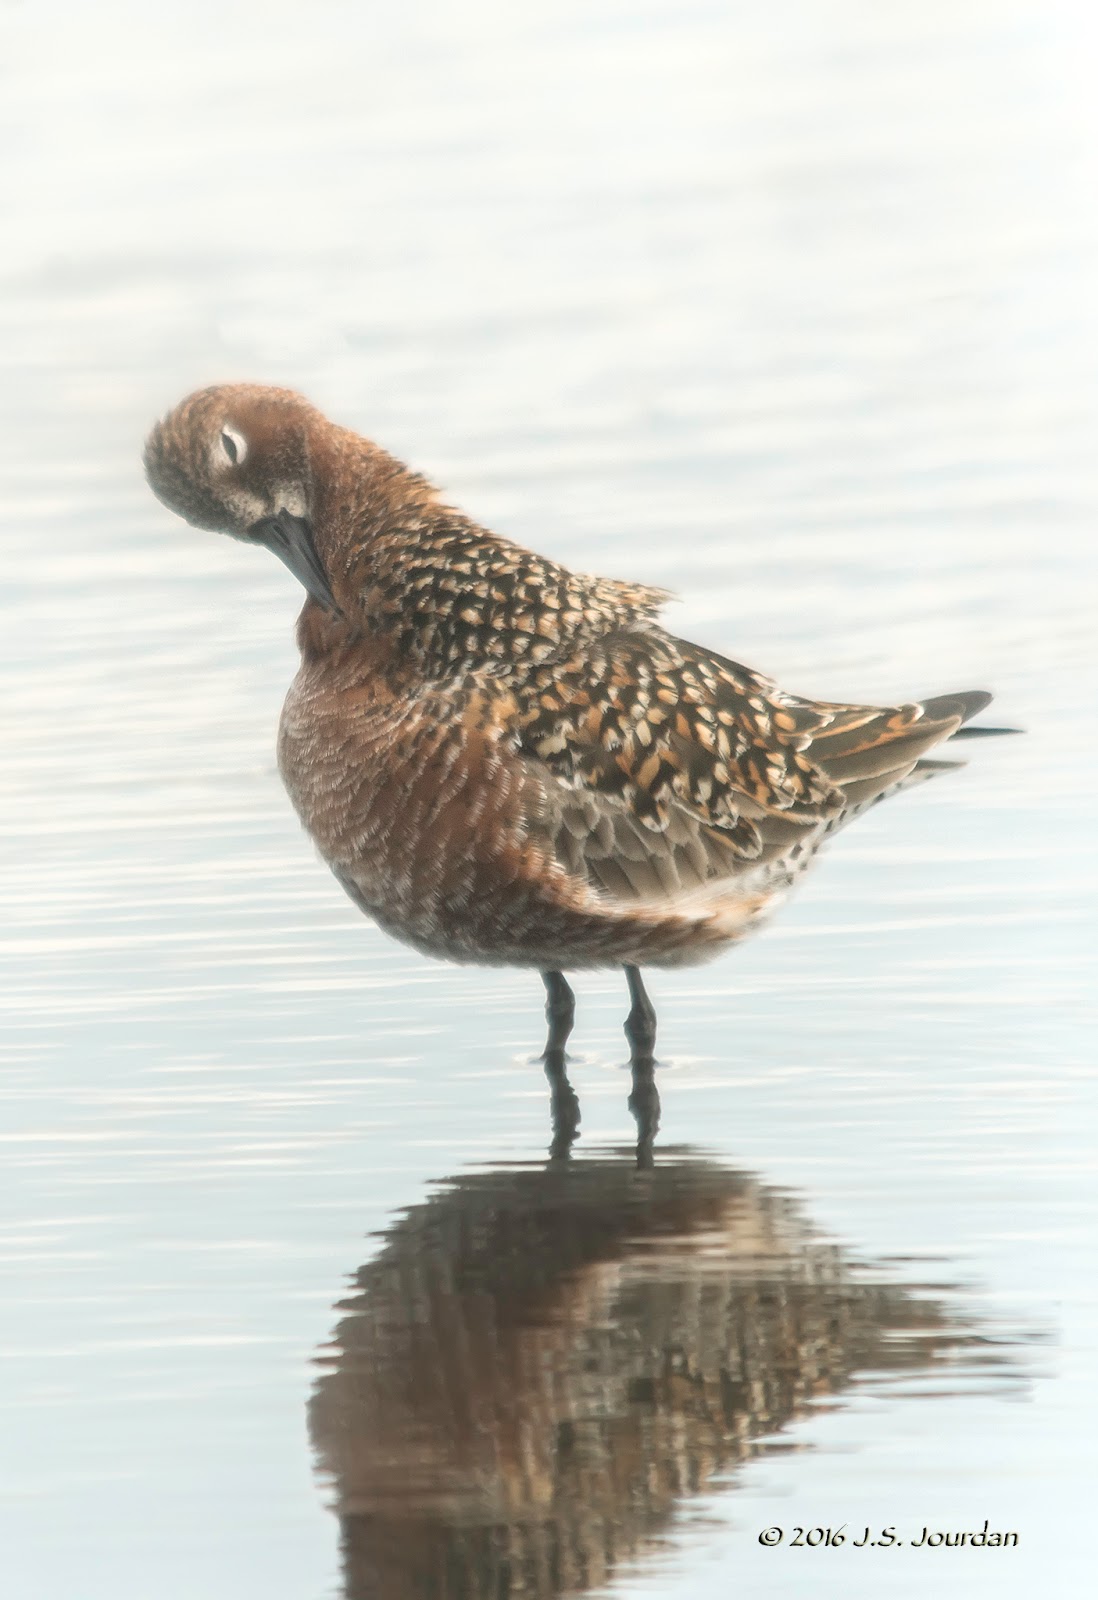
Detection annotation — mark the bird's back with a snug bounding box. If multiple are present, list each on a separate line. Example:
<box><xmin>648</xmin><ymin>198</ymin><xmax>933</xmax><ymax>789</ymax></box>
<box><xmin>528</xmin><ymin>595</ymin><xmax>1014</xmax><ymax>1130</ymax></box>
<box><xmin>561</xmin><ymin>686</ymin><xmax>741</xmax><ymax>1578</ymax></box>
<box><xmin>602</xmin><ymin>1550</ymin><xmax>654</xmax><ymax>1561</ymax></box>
<box><xmin>280</xmin><ymin>504</ymin><xmax>995</xmax><ymax>971</ymax></box>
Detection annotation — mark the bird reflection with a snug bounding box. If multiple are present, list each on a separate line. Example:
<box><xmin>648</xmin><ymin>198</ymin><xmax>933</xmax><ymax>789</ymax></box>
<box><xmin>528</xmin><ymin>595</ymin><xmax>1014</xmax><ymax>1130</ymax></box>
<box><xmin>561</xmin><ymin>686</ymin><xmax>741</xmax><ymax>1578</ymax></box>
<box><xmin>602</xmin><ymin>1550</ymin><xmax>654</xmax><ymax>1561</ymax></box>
<box><xmin>310</xmin><ymin>1151</ymin><xmax>1017</xmax><ymax>1599</ymax></box>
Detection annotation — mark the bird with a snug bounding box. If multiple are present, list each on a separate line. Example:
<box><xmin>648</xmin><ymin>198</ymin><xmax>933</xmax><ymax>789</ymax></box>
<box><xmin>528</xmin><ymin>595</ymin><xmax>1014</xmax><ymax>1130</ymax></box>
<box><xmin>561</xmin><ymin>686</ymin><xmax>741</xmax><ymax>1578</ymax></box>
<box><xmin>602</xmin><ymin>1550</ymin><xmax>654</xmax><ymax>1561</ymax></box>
<box><xmin>144</xmin><ymin>383</ymin><xmax>1006</xmax><ymax>1127</ymax></box>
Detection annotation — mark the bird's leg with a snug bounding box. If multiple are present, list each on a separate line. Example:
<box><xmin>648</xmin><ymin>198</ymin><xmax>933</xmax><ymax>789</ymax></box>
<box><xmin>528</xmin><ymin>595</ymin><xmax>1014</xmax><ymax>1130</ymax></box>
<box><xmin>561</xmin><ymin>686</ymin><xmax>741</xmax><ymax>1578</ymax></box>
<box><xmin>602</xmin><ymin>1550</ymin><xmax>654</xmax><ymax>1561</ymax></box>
<box><xmin>624</xmin><ymin>966</ymin><xmax>660</xmax><ymax>1166</ymax></box>
<box><xmin>541</xmin><ymin>970</ymin><xmax>579</xmax><ymax>1157</ymax></box>
<box><xmin>623</xmin><ymin>965</ymin><xmax>657</xmax><ymax>1060</ymax></box>
<box><xmin>542</xmin><ymin>969</ymin><xmax>575</xmax><ymax>1058</ymax></box>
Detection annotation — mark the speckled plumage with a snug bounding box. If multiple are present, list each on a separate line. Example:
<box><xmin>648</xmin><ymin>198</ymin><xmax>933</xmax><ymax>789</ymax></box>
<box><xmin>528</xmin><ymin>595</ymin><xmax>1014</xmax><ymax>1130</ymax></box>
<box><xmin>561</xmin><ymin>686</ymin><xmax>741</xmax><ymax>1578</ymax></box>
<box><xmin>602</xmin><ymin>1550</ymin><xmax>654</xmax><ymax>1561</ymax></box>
<box><xmin>145</xmin><ymin>383</ymin><xmax>1000</xmax><ymax>1079</ymax></box>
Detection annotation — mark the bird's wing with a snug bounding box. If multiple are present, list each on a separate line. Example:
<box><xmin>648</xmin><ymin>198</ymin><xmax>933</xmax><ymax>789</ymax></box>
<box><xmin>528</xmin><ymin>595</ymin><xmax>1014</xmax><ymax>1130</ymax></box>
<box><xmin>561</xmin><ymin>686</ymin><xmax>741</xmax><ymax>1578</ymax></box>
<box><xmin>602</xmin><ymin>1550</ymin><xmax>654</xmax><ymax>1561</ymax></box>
<box><xmin>499</xmin><ymin>630</ymin><xmax>990</xmax><ymax>903</ymax></box>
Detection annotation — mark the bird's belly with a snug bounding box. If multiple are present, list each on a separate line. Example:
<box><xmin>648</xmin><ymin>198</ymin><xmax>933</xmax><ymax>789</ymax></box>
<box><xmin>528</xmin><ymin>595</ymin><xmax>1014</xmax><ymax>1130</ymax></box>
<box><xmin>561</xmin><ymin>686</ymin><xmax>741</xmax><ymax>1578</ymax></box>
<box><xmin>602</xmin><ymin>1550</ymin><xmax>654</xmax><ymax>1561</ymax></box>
<box><xmin>275</xmin><ymin>674</ymin><xmax>568</xmax><ymax>965</ymax></box>
<box><xmin>277</xmin><ymin>682</ymin><xmax>429</xmax><ymax>932</ymax></box>
<box><xmin>276</xmin><ymin>674</ymin><xmax>822</xmax><ymax>971</ymax></box>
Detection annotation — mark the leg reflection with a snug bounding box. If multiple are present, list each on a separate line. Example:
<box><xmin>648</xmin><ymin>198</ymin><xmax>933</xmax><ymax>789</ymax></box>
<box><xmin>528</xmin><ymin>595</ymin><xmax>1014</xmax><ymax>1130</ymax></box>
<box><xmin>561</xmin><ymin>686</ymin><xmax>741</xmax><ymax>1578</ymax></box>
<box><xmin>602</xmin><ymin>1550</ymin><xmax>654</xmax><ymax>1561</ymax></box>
<box><xmin>624</xmin><ymin>967</ymin><xmax>660</xmax><ymax>1166</ymax></box>
<box><xmin>541</xmin><ymin>970</ymin><xmax>579</xmax><ymax>1159</ymax></box>
<box><xmin>628</xmin><ymin>1054</ymin><xmax>661</xmax><ymax>1169</ymax></box>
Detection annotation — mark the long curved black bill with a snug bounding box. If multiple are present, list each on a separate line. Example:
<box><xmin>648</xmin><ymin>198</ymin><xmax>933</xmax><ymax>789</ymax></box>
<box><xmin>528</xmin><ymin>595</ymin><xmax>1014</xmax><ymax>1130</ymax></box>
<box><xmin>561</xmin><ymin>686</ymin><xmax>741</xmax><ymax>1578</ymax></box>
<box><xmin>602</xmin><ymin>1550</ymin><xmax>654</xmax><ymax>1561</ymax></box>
<box><xmin>247</xmin><ymin>509</ymin><xmax>340</xmax><ymax>615</ymax></box>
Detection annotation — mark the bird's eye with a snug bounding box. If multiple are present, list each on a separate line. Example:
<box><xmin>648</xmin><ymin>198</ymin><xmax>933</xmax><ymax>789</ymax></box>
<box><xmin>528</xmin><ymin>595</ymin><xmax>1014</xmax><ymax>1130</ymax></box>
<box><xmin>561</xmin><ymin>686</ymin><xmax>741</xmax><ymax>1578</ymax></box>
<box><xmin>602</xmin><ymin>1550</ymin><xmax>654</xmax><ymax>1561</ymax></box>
<box><xmin>219</xmin><ymin>427</ymin><xmax>247</xmax><ymax>466</ymax></box>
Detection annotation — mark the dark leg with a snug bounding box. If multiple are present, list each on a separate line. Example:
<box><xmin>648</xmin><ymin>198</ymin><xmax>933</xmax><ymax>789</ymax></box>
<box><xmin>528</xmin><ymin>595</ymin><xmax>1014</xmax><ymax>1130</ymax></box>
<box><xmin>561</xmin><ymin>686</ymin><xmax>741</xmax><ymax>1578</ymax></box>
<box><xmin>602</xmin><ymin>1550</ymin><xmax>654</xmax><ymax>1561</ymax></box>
<box><xmin>542</xmin><ymin>971</ymin><xmax>579</xmax><ymax>1159</ymax></box>
<box><xmin>624</xmin><ymin>967</ymin><xmax>660</xmax><ymax>1166</ymax></box>
<box><xmin>623</xmin><ymin>965</ymin><xmax>657</xmax><ymax>1060</ymax></box>
<box><xmin>542</xmin><ymin>970</ymin><xmax>575</xmax><ymax>1059</ymax></box>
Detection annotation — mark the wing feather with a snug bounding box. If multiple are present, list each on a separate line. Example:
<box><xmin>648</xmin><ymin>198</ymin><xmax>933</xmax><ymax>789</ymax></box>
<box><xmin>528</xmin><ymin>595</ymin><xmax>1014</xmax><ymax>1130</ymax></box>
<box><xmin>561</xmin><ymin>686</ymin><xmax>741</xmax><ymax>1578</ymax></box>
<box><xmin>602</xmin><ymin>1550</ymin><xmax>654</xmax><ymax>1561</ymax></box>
<box><xmin>497</xmin><ymin>630</ymin><xmax>991</xmax><ymax>907</ymax></box>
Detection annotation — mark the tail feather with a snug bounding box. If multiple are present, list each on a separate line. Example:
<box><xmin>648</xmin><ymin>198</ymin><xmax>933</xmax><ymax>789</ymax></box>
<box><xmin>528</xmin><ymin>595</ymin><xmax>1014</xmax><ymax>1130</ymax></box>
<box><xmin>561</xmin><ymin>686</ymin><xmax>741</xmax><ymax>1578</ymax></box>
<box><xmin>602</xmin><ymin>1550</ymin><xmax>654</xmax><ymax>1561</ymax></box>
<box><xmin>823</xmin><ymin>755</ymin><xmax>964</xmax><ymax>832</ymax></box>
<box><xmin>919</xmin><ymin>689</ymin><xmax>993</xmax><ymax>725</ymax></box>
<box><xmin>909</xmin><ymin>757</ymin><xmax>965</xmax><ymax>777</ymax></box>
<box><xmin>920</xmin><ymin>689</ymin><xmax>1022</xmax><ymax>740</ymax></box>
<box><xmin>948</xmin><ymin>723</ymin><xmax>1023</xmax><ymax>741</ymax></box>
<box><xmin>814</xmin><ymin>688</ymin><xmax>1011</xmax><ymax>822</ymax></box>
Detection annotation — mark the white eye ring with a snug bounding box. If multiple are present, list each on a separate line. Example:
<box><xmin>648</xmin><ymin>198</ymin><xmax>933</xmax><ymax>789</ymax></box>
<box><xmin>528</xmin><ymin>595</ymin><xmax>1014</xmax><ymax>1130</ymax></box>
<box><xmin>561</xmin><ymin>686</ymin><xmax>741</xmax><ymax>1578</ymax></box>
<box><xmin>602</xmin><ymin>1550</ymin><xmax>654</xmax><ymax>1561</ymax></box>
<box><xmin>219</xmin><ymin>426</ymin><xmax>247</xmax><ymax>467</ymax></box>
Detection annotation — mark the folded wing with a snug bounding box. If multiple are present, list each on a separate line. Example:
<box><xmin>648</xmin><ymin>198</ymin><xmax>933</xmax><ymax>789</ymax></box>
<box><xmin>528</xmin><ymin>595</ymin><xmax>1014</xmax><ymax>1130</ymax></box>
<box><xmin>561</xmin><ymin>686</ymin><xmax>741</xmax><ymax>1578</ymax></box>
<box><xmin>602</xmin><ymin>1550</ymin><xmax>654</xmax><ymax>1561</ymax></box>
<box><xmin>505</xmin><ymin>631</ymin><xmax>992</xmax><ymax>905</ymax></box>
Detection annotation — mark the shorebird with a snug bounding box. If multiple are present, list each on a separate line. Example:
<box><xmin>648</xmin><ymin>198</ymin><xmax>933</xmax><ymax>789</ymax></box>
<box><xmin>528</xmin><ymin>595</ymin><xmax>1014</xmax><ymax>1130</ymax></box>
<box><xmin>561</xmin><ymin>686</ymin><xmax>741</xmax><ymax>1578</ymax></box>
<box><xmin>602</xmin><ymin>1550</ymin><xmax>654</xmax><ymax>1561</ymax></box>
<box><xmin>145</xmin><ymin>384</ymin><xmax>1004</xmax><ymax>1126</ymax></box>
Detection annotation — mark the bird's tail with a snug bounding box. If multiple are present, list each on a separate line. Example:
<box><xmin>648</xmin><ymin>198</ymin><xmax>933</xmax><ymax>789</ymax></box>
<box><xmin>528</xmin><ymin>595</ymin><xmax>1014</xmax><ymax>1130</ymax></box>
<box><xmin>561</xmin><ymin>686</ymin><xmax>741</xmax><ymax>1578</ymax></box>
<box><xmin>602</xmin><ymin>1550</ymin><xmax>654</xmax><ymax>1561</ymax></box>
<box><xmin>815</xmin><ymin>688</ymin><xmax>1018</xmax><ymax>827</ymax></box>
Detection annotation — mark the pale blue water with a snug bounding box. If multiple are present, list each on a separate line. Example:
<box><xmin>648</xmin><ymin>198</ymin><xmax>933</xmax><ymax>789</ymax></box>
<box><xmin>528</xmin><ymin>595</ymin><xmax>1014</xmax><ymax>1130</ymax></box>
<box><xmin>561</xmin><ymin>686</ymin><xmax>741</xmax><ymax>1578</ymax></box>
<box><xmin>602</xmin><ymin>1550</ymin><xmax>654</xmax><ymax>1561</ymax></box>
<box><xmin>1</xmin><ymin>2</ymin><xmax>1095</xmax><ymax>1597</ymax></box>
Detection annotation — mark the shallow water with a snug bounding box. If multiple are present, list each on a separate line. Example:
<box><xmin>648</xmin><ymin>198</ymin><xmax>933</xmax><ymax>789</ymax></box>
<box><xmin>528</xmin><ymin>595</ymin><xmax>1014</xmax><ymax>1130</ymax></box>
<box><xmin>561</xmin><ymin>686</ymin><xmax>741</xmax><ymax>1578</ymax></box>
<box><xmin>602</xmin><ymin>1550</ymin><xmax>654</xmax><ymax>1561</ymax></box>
<box><xmin>1</xmin><ymin>2</ymin><xmax>1095</xmax><ymax>1597</ymax></box>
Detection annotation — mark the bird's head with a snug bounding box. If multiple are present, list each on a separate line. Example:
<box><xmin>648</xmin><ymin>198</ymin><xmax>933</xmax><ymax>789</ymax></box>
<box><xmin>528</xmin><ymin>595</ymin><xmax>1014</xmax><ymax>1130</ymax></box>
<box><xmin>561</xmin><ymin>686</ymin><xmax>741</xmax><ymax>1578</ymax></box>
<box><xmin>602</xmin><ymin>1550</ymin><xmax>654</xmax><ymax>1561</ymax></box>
<box><xmin>144</xmin><ymin>383</ymin><xmax>338</xmax><ymax>613</ymax></box>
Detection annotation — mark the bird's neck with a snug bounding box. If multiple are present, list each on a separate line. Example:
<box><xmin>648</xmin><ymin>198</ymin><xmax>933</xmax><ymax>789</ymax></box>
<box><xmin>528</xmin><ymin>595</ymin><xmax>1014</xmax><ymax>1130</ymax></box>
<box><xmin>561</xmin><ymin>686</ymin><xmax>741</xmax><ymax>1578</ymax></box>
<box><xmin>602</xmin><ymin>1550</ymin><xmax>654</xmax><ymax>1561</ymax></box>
<box><xmin>299</xmin><ymin>429</ymin><xmax>664</xmax><ymax>683</ymax></box>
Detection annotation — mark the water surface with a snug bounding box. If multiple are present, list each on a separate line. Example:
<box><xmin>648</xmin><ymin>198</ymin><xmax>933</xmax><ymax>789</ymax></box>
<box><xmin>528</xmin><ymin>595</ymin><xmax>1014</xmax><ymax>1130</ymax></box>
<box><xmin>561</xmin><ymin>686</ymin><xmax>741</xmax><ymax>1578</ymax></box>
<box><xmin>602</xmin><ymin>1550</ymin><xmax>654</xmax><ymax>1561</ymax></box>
<box><xmin>1</xmin><ymin>2</ymin><xmax>1094</xmax><ymax>1597</ymax></box>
